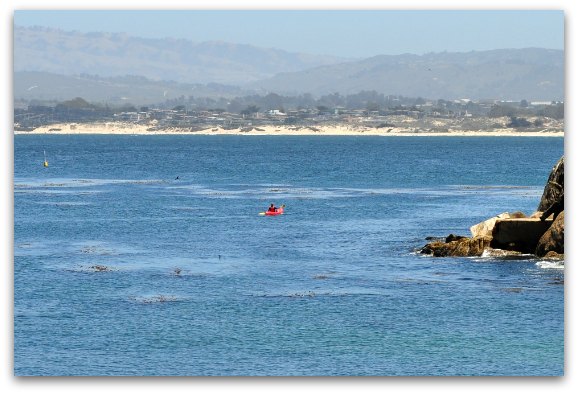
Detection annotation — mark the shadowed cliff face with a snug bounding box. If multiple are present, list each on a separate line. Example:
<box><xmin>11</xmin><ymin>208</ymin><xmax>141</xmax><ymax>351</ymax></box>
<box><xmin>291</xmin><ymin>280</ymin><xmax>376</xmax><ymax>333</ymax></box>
<box><xmin>534</xmin><ymin>157</ymin><xmax>564</xmax><ymax>257</ymax></box>
<box><xmin>536</xmin><ymin>212</ymin><xmax>564</xmax><ymax>257</ymax></box>
<box><xmin>538</xmin><ymin>157</ymin><xmax>564</xmax><ymax>212</ymax></box>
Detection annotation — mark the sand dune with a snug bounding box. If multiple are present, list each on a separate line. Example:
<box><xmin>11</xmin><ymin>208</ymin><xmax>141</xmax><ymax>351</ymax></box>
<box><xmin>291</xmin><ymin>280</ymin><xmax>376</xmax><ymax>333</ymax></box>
<box><xmin>16</xmin><ymin>122</ymin><xmax>564</xmax><ymax>137</ymax></box>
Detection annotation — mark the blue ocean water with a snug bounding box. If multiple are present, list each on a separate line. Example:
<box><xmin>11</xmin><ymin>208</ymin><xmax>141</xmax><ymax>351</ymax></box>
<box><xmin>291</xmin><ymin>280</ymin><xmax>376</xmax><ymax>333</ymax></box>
<box><xmin>14</xmin><ymin>135</ymin><xmax>564</xmax><ymax>376</ymax></box>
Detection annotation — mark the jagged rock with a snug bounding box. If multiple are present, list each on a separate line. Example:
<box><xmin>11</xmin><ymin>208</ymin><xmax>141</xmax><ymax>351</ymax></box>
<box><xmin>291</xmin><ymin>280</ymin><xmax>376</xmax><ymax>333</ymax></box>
<box><xmin>453</xmin><ymin>236</ymin><xmax>493</xmax><ymax>256</ymax></box>
<box><xmin>445</xmin><ymin>234</ymin><xmax>467</xmax><ymax>242</ymax></box>
<box><xmin>541</xmin><ymin>194</ymin><xmax>564</xmax><ymax>221</ymax></box>
<box><xmin>536</xmin><ymin>211</ymin><xmax>564</xmax><ymax>257</ymax></box>
<box><xmin>543</xmin><ymin>251</ymin><xmax>564</xmax><ymax>260</ymax></box>
<box><xmin>421</xmin><ymin>236</ymin><xmax>492</xmax><ymax>257</ymax></box>
<box><xmin>420</xmin><ymin>157</ymin><xmax>564</xmax><ymax>260</ymax></box>
<box><xmin>538</xmin><ymin>157</ymin><xmax>564</xmax><ymax>212</ymax></box>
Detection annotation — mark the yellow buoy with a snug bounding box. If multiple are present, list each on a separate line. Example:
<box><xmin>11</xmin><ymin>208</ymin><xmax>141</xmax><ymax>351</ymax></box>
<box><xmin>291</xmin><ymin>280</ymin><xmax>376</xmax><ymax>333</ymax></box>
<box><xmin>43</xmin><ymin>160</ymin><xmax>49</xmax><ymax>167</ymax></box>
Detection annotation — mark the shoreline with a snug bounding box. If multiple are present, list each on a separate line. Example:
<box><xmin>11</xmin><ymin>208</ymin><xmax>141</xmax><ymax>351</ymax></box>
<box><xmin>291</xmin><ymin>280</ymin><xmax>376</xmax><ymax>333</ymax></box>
<box><xmin>15</xmin><ymin>122</ymin><xmax>565</xmax><ymax>137</ymax></box>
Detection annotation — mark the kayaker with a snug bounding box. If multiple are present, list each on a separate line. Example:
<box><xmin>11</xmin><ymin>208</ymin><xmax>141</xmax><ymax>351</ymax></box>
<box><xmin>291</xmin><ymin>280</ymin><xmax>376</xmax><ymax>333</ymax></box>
<box><xmin>267</xmin><ymin>203</ymin><xmax>277</xmax><ymax>212</ymax></box>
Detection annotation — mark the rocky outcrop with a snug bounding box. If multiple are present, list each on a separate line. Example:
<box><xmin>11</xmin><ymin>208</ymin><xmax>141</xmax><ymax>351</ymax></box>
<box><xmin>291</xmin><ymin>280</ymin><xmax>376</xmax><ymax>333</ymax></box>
<box><xmin>420</xmin><ymin>236</ymin><xmax>492</xmax><ymax>257</ymax></box>
<box><xmin>538</xmin><ymin>157</ymin><xmax>564</xmax><ymax>211</ymax></box>
<box><xmin>535</xmin><ymin>212</ymin><xmax>564</xmax><ymax>257</ymax></box>
<box><xmin>421</xmin><ymin>217</ymin><xmax>556</xmax><ymax>257</ymax></box>
<box><xmin>535</xmin><ymin>156</ymin><xmax>564</xmax><ymax>256</ymax></box>
<box><xmin>421</xmin><ymin>156</ymin><xmax>564</xmax><ymax>259</ymax></box>
<box><xmin>543</xmin><ymin>251</ymin><xmax>564</xmax><ymax>260</ymax></box>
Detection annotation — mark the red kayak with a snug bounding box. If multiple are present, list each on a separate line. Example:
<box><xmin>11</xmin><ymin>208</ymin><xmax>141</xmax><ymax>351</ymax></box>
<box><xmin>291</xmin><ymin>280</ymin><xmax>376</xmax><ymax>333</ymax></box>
<box><xmin>260</xmin><ymin>205</ymin><xmax>285</xmax><ymax>216</ymax></box>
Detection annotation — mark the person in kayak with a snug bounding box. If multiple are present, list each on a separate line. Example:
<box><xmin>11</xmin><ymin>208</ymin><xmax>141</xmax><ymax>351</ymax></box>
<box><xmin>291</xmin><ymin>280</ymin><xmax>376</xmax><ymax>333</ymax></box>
<box><xmin>267</xmin><ymin>203</ymin><xmax>277</xmax><ymax>212</ymax></box>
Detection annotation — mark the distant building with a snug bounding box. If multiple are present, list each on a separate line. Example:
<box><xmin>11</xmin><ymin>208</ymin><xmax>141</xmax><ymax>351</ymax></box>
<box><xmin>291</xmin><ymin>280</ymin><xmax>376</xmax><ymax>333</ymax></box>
<box><xmin>530</xmin><ymin>101</ymin><xmax>557</xmax><ymax>106</ymax></box>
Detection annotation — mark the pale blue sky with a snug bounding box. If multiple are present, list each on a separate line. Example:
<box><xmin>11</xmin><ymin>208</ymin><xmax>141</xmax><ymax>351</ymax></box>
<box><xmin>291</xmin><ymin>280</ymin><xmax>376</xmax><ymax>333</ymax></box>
<box><xmin>14</xmin><ymin>10</ymin><xmax>564</xmax><ymax>58</ymax></box>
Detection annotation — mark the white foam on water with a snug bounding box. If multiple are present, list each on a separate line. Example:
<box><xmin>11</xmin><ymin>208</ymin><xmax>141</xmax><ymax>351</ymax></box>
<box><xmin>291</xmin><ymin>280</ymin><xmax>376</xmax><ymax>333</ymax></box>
<box><xmin>536</xmin><ymin>260</ymin><xmax>565</xmax><ymax>270</ymax></box>
<box><xmin>15</xmin><ymin>177</ymin><xmax>169</xmax><ymax>189</ymax></box>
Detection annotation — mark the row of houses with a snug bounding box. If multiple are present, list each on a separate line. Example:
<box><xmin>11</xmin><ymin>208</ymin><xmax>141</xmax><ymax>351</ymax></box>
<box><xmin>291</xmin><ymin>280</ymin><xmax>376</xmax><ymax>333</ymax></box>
<box><xmin>112</xmin><ymin>108</ymin><xmax>423</xmax><ymax>129</ymax></box>
<box><xmin>15</xmin><ymin>98</ymin><xmax>563</xmax><ymax>130</ymax></box>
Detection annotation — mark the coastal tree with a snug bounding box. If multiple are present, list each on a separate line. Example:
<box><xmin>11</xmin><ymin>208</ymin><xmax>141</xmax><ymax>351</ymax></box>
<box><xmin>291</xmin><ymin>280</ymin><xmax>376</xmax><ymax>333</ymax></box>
<box><xmin>366</xmin><ymin>102</ymin><xmax>380</xmax><ymax>113</ymax></box>
<box><xmin>240</xmin><ymin>105</ymin><xmax>260</xmax><ymax>116</ymax></box>
<box><xmin>209</xmin><ymin>108</ymin><xmax>226</xmax><ymax>114</ymax></box>
<box><xmin>117</xmin><ymin>104</ymin><xmax>138</xmax><ymax>113</ymax></box>
<box><xmin>538</xmin><ymin>103</ymin><xmax>564</xmax><ymax>120</ymax></box>
<box><xmin>57</xmin><ymin>97</ymin><xmax>93</xmax><ymax>109</ymax></box>
<box><xmin>316</xmin><ymin>105</ymin><xmax>330</xmax><ymax>114</ymax></box>
<box><xmin>488</xmin><ymin>104</ymin><xmax>517</xmax><ymax>118</ymax></box>
<box><xmin>507</xmin><ymin>116</ymin><xmax>532</xmax><ymax>128</ymax></box>
<box><xmin>263</xmin><ymin>93</ymin><xmax>284</xmax><ymax>111</ymax></box>
<box><xmin>533</xmin><ymin>118</ymin><xmax>544</xmax><ymax>127</ymax></box>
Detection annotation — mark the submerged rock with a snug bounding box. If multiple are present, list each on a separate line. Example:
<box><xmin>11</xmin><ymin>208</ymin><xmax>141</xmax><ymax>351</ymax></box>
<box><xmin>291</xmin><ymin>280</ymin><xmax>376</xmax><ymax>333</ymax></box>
<box><xmin>88</xmin><ymin>265</ymin><xmax>113</xmax><ymax>272</ymax></box>
<box><xmin>134</xmin><ymin>295</ymin><xmax>179</xmax><ymax>304</ymax></box>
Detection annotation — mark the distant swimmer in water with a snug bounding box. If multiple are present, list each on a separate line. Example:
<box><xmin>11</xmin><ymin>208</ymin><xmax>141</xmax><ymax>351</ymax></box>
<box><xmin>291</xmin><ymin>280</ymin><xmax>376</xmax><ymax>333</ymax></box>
<box><xmin>175</xmin><ymin>176</ymin><xmax>180</xmax><ymax>180</ymax></box>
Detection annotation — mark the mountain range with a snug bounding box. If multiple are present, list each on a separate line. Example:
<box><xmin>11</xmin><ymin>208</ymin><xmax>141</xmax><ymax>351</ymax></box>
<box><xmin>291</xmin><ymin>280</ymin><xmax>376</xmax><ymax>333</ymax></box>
<box><xmin>14</xmin><ymin>26</ymin><xmax>345</xmax><ymax>85</ymax></box>
<box><xmin>250</xmin><ymin>48</ymin><xmax>564</xmax><ymax>100</ymax></box>
<box><xmin>14</xmin><ymin>25</ymin><xmax>564</xmax><ymax>104</ymax></box>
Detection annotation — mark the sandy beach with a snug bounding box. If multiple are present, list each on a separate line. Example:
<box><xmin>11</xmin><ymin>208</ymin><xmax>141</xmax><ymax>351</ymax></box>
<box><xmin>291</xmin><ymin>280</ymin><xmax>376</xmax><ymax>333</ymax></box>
<box><xmin>16</xmin><ymin>122</ymin><xmax>564</xmax><ymax>137</ymax></box>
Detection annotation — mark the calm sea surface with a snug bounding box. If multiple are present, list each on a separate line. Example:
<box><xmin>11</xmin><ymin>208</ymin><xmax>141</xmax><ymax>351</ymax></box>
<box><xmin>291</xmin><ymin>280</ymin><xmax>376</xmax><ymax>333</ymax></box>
<box><xmin>14</xmin><ymin>135</ymin><xmax>564</xmax><ymax>376</ymax></box>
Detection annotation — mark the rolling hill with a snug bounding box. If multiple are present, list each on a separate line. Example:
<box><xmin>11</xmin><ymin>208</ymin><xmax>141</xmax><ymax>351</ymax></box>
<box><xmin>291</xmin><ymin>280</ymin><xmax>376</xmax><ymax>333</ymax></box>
<box><xmin>249</xmin><ymin>48</ymin><xmax>564</xmax><ymax>101</ymax></box>
<box><xmin>14</xmin><ymin>25</ymin><xmax>564</xmax><ymax>103</ymax></box>
<box><xmin>14</xmin><ymin>72</ymin><xmax>251</xmax><ymax>106</ymax></box>
<box><xmin>14</xmin><ymin>25</ymin><xmax>347</xmax><ymax>85</ymax></box>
